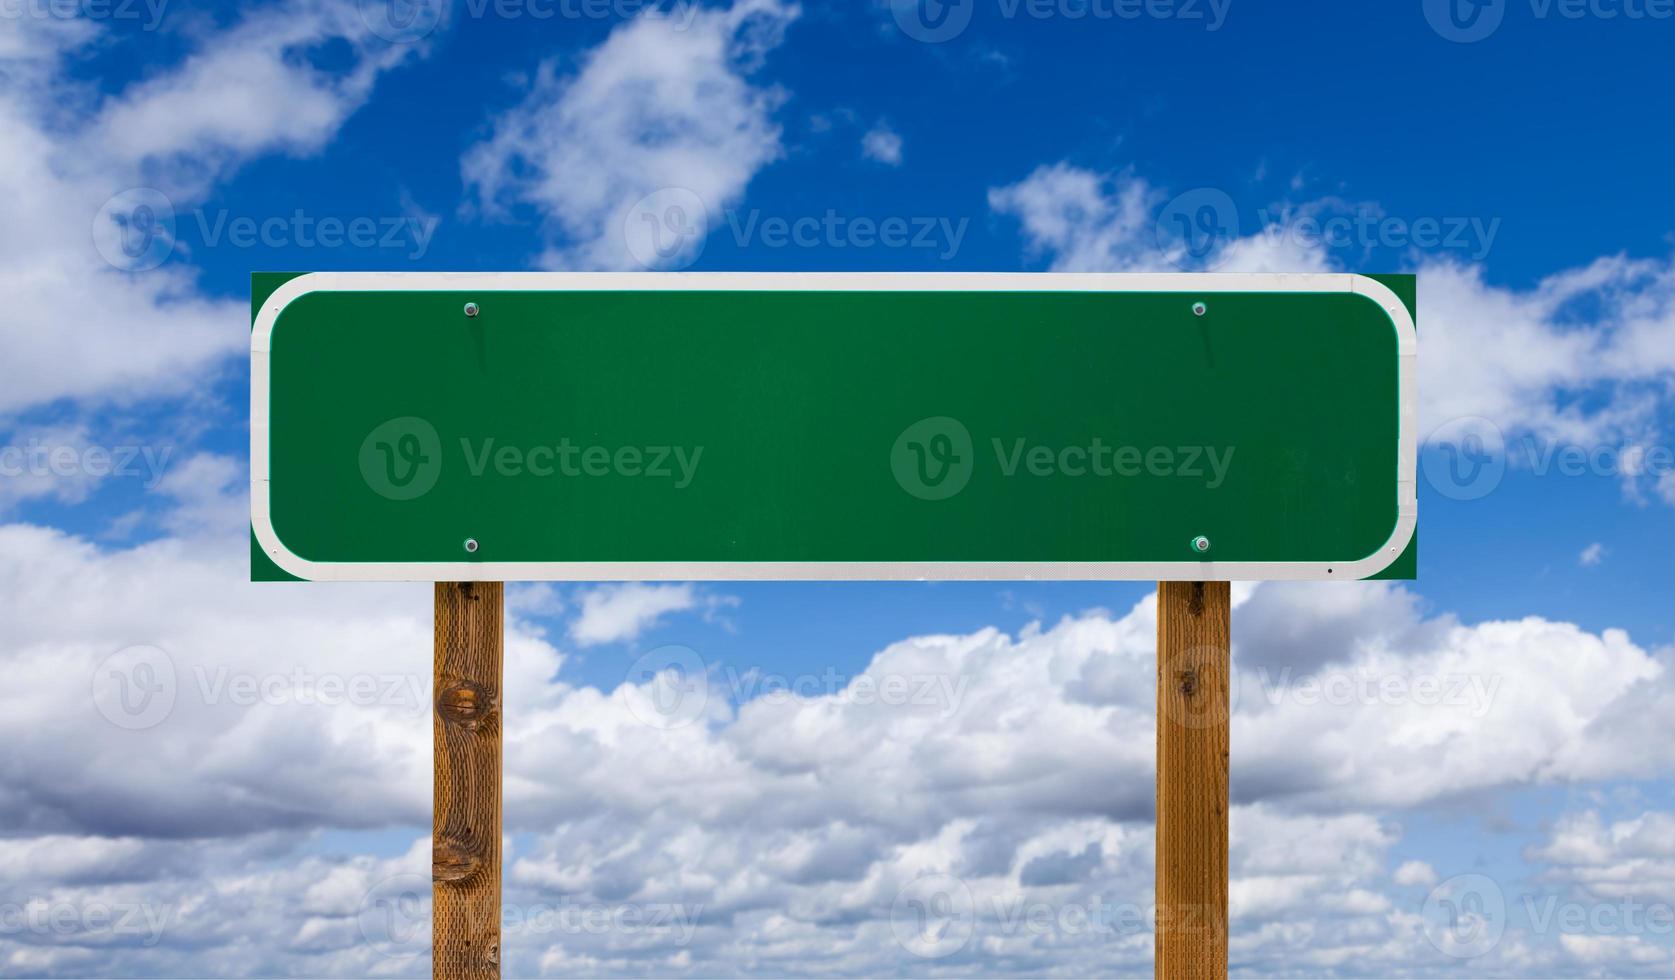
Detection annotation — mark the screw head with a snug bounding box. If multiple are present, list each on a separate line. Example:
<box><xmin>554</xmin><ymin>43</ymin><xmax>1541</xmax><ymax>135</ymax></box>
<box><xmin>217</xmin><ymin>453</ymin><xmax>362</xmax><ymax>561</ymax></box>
<box><xmin>1191</xmin><ymin>535</ymin><xmax>1211</xmax><ymax>555</ymax></box>
<box><xmin>463</xmin><ymin>302</ymin><xmax>480</xmax><ymax>318</ymax></box>
<box><xmin>463</xmin><ymin>538</ymin><xmax>480</xmax><ymax>554</ymax></box>
<box><xmin>1191</xmin><ymin>301</ymin><xmax>1208</xmax><ymax>317</ymax></box>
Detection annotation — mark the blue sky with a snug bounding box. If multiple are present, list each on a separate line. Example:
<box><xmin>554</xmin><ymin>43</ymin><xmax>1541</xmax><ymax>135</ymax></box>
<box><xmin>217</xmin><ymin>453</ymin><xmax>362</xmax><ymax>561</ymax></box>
<box><xmin>3</xmin><ymin>0</ymin><xmax>1675</xmax><ymax>976</ymax></box>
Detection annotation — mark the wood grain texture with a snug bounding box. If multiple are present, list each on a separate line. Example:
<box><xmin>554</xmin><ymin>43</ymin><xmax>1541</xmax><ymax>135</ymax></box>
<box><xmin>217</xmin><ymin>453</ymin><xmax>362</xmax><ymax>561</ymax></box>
<box><xmin>434</xmin><ymin>582</ymin><xmax>503</xmax><ymax>979</ymax></box>
<box><xmin>1155</xmin><ymin>581</ymin><xmax>1230</xmax><ymax>979</ymax></box>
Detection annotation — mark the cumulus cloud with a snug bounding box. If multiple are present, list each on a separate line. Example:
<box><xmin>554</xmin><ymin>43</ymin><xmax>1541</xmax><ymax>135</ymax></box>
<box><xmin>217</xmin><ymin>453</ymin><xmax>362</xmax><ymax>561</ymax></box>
<box><xmin>568</xmin><ymin>582</ymin><xmax>736</xmax><ymax>646</ymax></box>
<box><xmin>461</xmin><ymin>0</ymin><xmax>799</xmax><ymax>270</ymax></box>
<box><xmin>987</xmin><ymin>164</ymin><xmax>1171</xmax><ymax>272</ymax></box>
<box><xmin>10</xmin><ymin>476</ymin><xmax>1671</xmax><ymax>978</ymax></box>
<box><xmin>84</xmin><ymin>0</ymin><xmax>424</xmax><ymax>193</ymax></box>
<box><xmin>0</xmin><ymin>1</ymin><xmax>427</xmax><ymax>417</ymax></box>
<box><xmin>988</xmin><ymin>163</ymin><xmax>1675</xmax><ymax>494</ymax></box>
<box><xmin>1393</xmin><ymin>859</ymin><xmax>1438</xmax><ymax>887</ymax></box>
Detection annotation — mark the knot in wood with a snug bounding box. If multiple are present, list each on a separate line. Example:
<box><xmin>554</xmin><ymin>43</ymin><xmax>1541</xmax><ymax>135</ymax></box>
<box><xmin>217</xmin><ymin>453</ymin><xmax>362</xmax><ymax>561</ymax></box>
<box><xmin>1177</xmin><ymin>668</ymin><xmax>1198</xmax><ymax>697</ymax></box>
<box><xmin>437</xmin><ymin>681</ymin><xmax>495</xmax><ymax>729</ymax></box>
<box><xmin>433</xmin><ymin>836</ymin><xmax>484</xmax><ymax>883</ymax></box>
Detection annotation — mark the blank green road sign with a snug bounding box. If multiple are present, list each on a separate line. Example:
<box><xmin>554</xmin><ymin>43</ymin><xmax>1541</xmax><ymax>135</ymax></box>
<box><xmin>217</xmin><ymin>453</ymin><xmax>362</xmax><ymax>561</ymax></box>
<box><xmin>251</xmin><ymin>273</ymin><xmax>1415</xmax><ymax>582</ymax></box>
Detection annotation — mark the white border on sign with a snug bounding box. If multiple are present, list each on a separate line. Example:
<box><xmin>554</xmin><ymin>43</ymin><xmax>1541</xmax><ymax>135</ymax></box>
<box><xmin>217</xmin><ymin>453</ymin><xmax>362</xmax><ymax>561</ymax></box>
<box><xmin>252</xmin><ymin>272</ymin><xmax>1417</xmax><ymax>582</ymax></box>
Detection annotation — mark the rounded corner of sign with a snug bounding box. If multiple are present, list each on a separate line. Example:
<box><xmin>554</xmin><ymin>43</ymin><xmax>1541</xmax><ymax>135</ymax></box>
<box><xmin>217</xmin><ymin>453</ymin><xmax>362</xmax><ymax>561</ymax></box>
<box><xmin>250</xmin><ymin>512</ymin><xmax>318</xmax><ymax>582</ymax></box>
<box><xmin>1353</xmin><ymin>516</ymin><xmax>1417</xmax><ymax>580</ymax></box>
<box><xmin>251</xmin><ymin>272</ymin><xmax>332</xmax><ymax>351</ymax></box>
<box><xmin>1347</xmin><ymin>275</ymin><xmax>1417</xmax><ymax>346</ymax></box>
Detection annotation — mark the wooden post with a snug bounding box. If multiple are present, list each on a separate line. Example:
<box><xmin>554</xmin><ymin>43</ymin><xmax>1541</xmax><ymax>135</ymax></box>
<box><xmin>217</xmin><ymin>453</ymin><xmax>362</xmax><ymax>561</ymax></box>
<box><xmin>1155</xmin><ymin>581</ymin><xmax>1230</xmax><ymax>979</ymax></box>
<box><xmin>434</xmin><ymin>582</ymin><xmax>504</xmax><ymax>979</ymax></box>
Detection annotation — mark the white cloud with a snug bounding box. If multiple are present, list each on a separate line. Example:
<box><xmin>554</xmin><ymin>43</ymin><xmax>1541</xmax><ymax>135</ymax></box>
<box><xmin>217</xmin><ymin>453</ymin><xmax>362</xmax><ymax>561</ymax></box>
<box><xmin>0</xmin><ymin>423</ymin><xmax>102</xmax><ymax>511</ymax></box>
<box><xmin>1581</xmin><ymin>542</ymin><xmax>1607</xmax><ymax>566</ymax></box>
<box><xmin>1559</xmin><ymin>934</ymin><xmax>1671</xmax><ymax>967</ymax></box>
<box><xmin>85</xmin><ymin>0</ymin><xmax>423</xmax><ymax>193</ymax></box>
<box><xmin>860</xmin><ymin>121</ymin><xmax>902</xmax><ymax>165</ymax></box>
<box><xmin>0</xmin><ymin>1</ymin><xmax>427</xmax><ymax>418</ymax></box>
<box><xmin>1393</xmin><ymin>859</ymin><xmax>1438</xmax><ymax>887</ymax></box>
<box><xmin>461</xmin><ymin>0</ymin><xmax>799</xmax><ymax>270</ymax></box>
<box><xmin>6</xmin><ymin>471</ymin><xmax>1675</xmax><ymax>976</ymax></box>
<box><xmin>569</xmin><ymin>582</ymin><xmax>708</xmax><ymax>646</ymax></box>
<box><xmin>988</xmin><ymin>163</ymin><xmax>1675</xmax><ymax>486</ymax></box>
<box><xmin>987</xmin><ymin>164</ymin><xmax>1169</xmax><ymax>272</ymax></box>
<box><xmin>1528</xmin><ymin>809</ymin><xmax>1675</xmax><ymax>899</ymax></box>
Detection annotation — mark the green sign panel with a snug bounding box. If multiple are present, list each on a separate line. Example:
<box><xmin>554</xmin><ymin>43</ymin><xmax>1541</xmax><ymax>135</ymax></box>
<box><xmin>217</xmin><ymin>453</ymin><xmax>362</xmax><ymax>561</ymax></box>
<box><xmin>252</xmin><ymin>273</ymin><xmax>1415</xmax><ymax>582</ymax></box>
